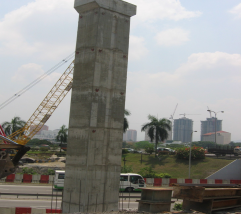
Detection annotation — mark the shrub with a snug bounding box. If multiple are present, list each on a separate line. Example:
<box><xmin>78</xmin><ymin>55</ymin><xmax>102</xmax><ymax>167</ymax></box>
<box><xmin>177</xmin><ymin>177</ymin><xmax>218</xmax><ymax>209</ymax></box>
<box><xmin>138</xmin><ymin>167</ymin><xmax>172</xmax><ymax>178</ymax></box>
<box><xmin>56</xmin><ymin>152</ymin><xmax>66</xmax><ymax>157</ymax></box>
<box><xmin>122</xmin><ymin>149</ymin><xmax>129</xmax><ymax>155</ymax></box>
<box><xmin>173</xmin><ymin>203</ymin><xmax>182</xmax><ymax>211</ymax></box>
<box><xmin>176</xmin><ymin>146</ymin><xmax>205</xmax><ymax>160</ymax></box>
<box><xmin>155</xmin><ymin>173</ymin><xmax>171</xmax><ymax>178</ymax></box>
<box><xmin>121</xmin><ymin>165</ymin><xmax>133</xmax><ymax>173</ymax></box>
<box><xmin>145</xmin><ymin>144</ymin><xmax>154</xmax><ymax>155</ymax></box>
<box><xmin>21</xmin><ymin>167</ymin><xmax>37</xmax><ymax>175</ymax></box>
<box><xmin>138</xmin><ymin>167</ymin><xmax>156</xmax><ymax>178</ymax></box>
<box><xmin>40</xmin><ymin>147</ymin><xmax>48</xmax><ymax>152</ymax></box>
<box><xmin>30</xmin><ymin>147</ymin><xmax>39</xmax><ymax>151</ymax></box>
<box><xmin>42</xmin><ymin>169</ymin><xmax>55</xmax><ymax>175</ymax></box>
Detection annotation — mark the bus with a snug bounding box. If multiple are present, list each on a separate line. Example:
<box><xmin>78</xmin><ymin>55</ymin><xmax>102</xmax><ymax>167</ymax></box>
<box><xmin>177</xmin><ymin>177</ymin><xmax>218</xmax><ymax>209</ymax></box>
<box><xmin>54</xmin><ymin>171</ymin><xmax>146</xmax><ymax>191</ymax></box>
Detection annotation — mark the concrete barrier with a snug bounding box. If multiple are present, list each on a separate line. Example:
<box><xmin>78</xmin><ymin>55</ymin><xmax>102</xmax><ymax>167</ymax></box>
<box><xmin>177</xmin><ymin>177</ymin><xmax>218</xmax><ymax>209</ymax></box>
<box><xmin>192</xmin><ymin>179</ymin><xmax>200</xmax><ymax>184</ymax></box>
<box><xmin>14</xmin><ymin>174</ymin><xmax>23</xmax><ymax>183</ymax></box>
<box><xmin>32</xmin><ymin>175</ymin><xmax>41</xmax><ymax>183</ymax></box>
<box><xmin>0</xmin><ymin>207</ymin><xmax>15</xmax><ymax>214</ymax></box>
<box><xmin>31</xmin><ymin>208</ymin><xmax>46</xmax><ymax>214</ymax></box>
<box><xmin>145</xmin><ymin>178</ymin><xmax>154</xmax><ymax>185</ymax></box>
<box><xmin>207</xmin><ymin>179</ymin><xmax>215</xmax><ymax>184</ymax></box>
<box><xmin>177</xmin><ymin>178</ymin><xmax>185</xmax><ymax>183</ymax></box>
<box><xmin>162</xmin><ymin>178</ymin><xmax>170</xmax><ymax>186</ymax></box>
<box><xmin>0</xmin><ymin>177</ymin><xmax>6</xmax><ymax>183</ymax></box>
<box><xmin>48</xmin><ymin>175</ymin><xmax>55</xmax><ymax>184</ymax></box>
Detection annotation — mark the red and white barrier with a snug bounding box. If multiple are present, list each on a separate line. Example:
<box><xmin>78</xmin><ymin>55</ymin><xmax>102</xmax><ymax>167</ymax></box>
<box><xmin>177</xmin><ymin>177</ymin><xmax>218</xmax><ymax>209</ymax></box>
<box><xmin>0</xmin><ymin>174</ymin><xmax>54</xmax><ymax>184</ymax></box>
<box><xmin>0</xmin><ymin>207</ymin><xmax>62</xmax><ymax>214</ymax></box>
<box><xmin>143</xmin><ymin>178</ymin><xmax>241</xmax><ymax>186</ymax></box>
<box><xmin>1</xmin><ymin>174</ymin><xmax>241</xmax><ymax>186</ymax></box>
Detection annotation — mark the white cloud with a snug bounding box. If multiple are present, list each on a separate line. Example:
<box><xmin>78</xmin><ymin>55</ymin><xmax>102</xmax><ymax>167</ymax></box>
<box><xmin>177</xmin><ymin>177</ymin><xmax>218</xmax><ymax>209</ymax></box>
<box><xmin>127</xmin><ymin>52</ymin><xmax>241</xmax><ymax>96</ymax></box>
<box><xmin>12</xmin><ymin>63</ymin><xmax>61</xmax><ymax>84</ymax></box>
<box><xmin>128</xmin><ymin>0</ymin><xmax>202</xmax><ymax>22</ymax></box>
<box><xmin>176</xmin><ymin>52</ymin><xmax>241</xmax><ymax>83</ymax></box>
<box><xmin>229</xmin><ymin>3</ymin><xmax>241</xmax><ymax>19</ymax></box>
<box><xmin>155</xmin><ymin>28</ymin><xmax>190</xmax><ymax>46</ymax></box>
<box><xmin>0</xmin><ymin>0</ymin><xmax>76</xmax><ymax>60</ymax></box>
<box><xmin>129</xmin><ymin>36</ymin><xmax>149</xmax><ymax>61</ymax></box>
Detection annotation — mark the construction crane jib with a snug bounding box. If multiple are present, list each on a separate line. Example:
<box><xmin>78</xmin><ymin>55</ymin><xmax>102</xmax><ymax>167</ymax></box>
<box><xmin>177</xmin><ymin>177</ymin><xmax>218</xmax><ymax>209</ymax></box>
<box><xmin>7</xmin><ymin>60</ymin><xmax>74</xmax><ymax>145</ymax></box>
<box><xmin>180</xmin><ymin>113</ymin><xmax>201</xmax><ymax>118</ymax></box>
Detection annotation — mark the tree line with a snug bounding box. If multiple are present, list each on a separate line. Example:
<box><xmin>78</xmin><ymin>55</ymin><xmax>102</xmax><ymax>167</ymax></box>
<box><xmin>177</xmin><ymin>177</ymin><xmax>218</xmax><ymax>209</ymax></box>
<box><xmin>1</xmin><ymin>110</ymin><xmax>173</xmax><ymax>158</ymax></box>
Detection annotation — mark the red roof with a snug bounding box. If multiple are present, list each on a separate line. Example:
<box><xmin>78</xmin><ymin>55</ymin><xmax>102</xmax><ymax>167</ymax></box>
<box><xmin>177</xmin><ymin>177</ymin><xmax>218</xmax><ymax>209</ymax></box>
<box><xmin>203</xmin><ymin>131</ymin><xmax>229</xmax><ymax>136</ymax></box>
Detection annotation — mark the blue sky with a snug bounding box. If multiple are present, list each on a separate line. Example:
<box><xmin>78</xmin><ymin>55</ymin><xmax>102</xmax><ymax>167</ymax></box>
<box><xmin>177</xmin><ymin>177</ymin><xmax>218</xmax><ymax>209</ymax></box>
<box><xmin>0</xmin><ymin>0</ymin><xmax>240</xmax><ymax>141</ymax></box>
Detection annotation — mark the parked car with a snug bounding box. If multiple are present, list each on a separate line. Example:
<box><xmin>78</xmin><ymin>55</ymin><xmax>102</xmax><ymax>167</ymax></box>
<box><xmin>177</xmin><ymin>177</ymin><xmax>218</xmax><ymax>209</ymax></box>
<box><xmin>20</xmin><ymin>158</ymin><xmax>35</xmax><ymax>163</ymax></box>
<box><xmin>157</xmin><ymin>148</ymin><xmax>176</xmax><ymax>154</ymax></box>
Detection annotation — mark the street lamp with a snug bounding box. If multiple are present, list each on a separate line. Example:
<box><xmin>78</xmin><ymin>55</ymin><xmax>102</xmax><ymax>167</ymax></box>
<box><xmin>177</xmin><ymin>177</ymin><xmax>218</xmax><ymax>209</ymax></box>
<box><xmin>207</xmin><ymin>110</ymin><xmax>224</xmax><ymax>145</ymax></box>
<box><xmin>189</xmin><ymin>131</ymin><xmax>197</xmax><ymax>179</ymax></box>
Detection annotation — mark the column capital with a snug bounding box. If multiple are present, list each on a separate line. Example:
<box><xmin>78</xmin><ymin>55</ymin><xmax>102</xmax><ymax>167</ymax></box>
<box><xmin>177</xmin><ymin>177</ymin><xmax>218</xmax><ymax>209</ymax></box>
<box><xmin>74</xmin><ymin>0</ymin><xmax>136</xmax><ymax>17</ymax></box>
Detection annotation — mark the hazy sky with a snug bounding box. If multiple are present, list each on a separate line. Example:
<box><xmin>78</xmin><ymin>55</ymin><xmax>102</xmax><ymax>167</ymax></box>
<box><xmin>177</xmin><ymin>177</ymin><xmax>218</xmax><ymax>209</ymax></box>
<box><xmin>0</xmin><ymin>0</ymin><xmax>240</xmax><ymax>141</ymax></box>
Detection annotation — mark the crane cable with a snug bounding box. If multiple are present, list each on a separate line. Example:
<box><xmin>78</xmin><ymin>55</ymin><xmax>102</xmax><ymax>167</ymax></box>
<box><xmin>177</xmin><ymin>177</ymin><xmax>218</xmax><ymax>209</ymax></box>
<box><xmin>0</xmin><ymin>52</ymin><xmax>75</xmax><ymax>111</ymax></box>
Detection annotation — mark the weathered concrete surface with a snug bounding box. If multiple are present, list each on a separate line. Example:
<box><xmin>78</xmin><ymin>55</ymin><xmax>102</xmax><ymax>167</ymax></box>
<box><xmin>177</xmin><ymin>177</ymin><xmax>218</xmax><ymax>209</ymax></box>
<box><xmin>62</xmin><ymin>0</ymin><xmax>136</xmax><ymax>213</ymax></box>
<box><xmin>206</xmin><ymin>159</ymin><xmax>241</xmax><ymax>180</ymax></box>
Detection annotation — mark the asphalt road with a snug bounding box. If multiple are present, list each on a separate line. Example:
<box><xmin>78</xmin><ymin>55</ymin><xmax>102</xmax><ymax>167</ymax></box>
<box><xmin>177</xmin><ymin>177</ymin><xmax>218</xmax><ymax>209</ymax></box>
<box><xmin>0</xmin><ymin>199</ymin><xmax>141</xmax><ymax>210</ymax></box>
<box><xmin>0</xmin><ymin>184</ymin><xmax>181</xmax><ymax>211</ymax></box>
<box><xmin>0</xmin><ymin>184</ymin><xmax>55</xmax><ymax>194</ymax></box>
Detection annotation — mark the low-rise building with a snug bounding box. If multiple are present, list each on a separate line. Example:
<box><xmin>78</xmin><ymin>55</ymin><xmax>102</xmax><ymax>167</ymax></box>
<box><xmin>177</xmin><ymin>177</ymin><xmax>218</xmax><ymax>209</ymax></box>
<box><xmin>202</xmin><ymin>131</ymin><xmax>231</xmax><ymax>145</ymax></box>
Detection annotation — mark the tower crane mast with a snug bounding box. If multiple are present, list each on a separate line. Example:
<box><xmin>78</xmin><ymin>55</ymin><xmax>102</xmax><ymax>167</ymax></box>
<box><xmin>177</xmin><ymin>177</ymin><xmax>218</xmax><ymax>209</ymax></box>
<box><xmin>169</xmin><ymin>103</ymin><xmax>178</xmax><ymax>140</ymax></box>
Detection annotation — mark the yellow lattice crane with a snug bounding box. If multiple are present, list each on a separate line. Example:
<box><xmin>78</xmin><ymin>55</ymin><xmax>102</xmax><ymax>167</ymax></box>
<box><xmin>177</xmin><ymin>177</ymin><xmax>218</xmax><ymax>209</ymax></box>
<box><xmin>0</xmin><ymin>60</ymin><xmax>74</xmax><ymax>179</ymax></box>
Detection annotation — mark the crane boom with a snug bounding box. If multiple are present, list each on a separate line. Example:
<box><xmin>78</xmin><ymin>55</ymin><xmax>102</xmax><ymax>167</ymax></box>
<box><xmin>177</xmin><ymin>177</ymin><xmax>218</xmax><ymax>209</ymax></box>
<box><xmin>172</xmin><ymin>103</ymin><xmax>178</xmax><ymax>119</ymax></box>
<box><xmin>180</xmin><ymin>113</ymin><xmax>201</xmax><ymax>117</ymax></box>
<box><xmin>6</xmin><ymin>60</ymin><xmax>74</xmax><ymax>145</ymax></box>
<box><xmin>0</xmin><ymin>60</ymin><xmax>74</xmax><ymax>179</ymax></box>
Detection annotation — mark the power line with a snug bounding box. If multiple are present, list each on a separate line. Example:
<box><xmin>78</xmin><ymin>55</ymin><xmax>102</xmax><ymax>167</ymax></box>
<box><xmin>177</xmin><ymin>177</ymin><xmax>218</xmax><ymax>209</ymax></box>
<box><xmin>0</xmin><ymin>52</ymin><xmax>75</xmax><ymax>111</ymax></box>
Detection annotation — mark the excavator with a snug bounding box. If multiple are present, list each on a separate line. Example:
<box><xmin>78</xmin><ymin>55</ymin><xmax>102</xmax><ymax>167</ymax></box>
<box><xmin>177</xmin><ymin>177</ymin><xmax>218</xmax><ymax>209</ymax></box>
<box><xmin>0</xmin><ymin>60</ymin><xmax>74</xmax><ymax>179</ymax></box>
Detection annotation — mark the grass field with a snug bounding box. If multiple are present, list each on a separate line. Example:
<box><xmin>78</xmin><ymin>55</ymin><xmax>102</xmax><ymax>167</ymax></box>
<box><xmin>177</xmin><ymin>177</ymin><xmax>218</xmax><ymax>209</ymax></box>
<box><xmin>121</xmin><ymin>153</ymin><xmax>233</xmax><ymax>179</ymax></box>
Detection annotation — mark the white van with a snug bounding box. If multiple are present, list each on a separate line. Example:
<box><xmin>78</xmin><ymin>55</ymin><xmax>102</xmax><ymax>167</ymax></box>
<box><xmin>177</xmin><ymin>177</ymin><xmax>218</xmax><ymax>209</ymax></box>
<box><xmin>120</xmin><ymin>173</ymin><xmax>146</xmax><ymax>192</ymax></box>
<box><xmin>54</xmin><ymin>170</ymin><xmax>65</xmax><ymax>189</ymax></box>
<box><xmin>54</xmin><ymin>171</ymin><xmax>146</xmax><ymax>192</ymax></box>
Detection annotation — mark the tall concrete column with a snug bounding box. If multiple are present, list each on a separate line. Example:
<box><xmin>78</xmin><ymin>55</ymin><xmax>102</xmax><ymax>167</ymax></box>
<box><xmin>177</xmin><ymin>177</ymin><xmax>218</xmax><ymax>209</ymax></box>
<box><xmin>62</xmin><ymin>0</ymin><xmax>136</xmax><ymax>213</ymax></box>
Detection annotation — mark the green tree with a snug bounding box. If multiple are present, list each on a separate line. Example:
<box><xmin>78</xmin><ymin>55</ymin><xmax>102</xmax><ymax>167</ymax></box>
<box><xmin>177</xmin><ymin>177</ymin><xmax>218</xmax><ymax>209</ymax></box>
<box><xmin>145</xmin><ymin>144</ymin><xmax>154</xmax><ymax>155</ymax></box>
<box><xmin>135</xmin><ymin>141</ymin><xmax>151</xmax><ymax>149</ymax></box>
<box><xmin>1</xmin><ymin>116</ymin><xmax>26</xmax><ymax>136</ymax></box>
<box><xmin>56</xmin><ymin>125</ymin><xmax>68</xmax><ymax>152</ymax></box>
<box><xmin>123</xmin><ymin>109</ymin><xmax>131</xmax><ymax>132</ymax></box>
<box><xmin>26</xmin><ymin>139</ymin><xmax>52</xmax><ymax>146</ymax></box>
<box><xmin>121</xmin><ymin>165</ymin><xmax>133</xmax><ymax>173</ymax></box>
<box><xmin>141</xmin><ymin>115</ymin><xmax>171</xmax><ymax>157</ymax></box>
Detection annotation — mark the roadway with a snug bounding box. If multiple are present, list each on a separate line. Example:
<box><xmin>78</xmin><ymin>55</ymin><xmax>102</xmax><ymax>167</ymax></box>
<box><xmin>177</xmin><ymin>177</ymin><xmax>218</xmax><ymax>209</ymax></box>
<box><xmin>0</xmin><ymin>184</ymin><xmax>181</xmax><ymax>211</ymax></box>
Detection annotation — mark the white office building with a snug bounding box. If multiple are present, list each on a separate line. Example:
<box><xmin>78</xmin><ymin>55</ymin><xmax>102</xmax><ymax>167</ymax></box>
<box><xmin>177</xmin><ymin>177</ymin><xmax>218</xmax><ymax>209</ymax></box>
<box><xmin>202</xmin><ymin>131</ymin><xmax>231</xmax><ymax>145</ymax></box>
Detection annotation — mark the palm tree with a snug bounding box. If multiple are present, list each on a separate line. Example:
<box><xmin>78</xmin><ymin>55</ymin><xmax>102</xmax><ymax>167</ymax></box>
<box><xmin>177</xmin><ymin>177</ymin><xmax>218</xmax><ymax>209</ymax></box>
<box><xmin>56</xmin><ymin>125</ymin><xmax>68</xmax><ymax>152</ymax></box>
<box><xmin>123</xmin><ymin>109</ymin><xmax>131</xmax><ymax>132</ymax></box>
<box><xmin>141</xmin><ymin>115</ymin><xmax>171</xmax><ymax>157</ymax></box>
<box><xmin>2</xmin><ymin>116</ymin><xmax>26</xmax><ymax>136</ymax></box>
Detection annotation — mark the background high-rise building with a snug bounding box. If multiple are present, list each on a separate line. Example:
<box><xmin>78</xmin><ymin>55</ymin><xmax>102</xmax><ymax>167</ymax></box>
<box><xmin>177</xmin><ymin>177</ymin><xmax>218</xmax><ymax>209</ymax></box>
<box><xmin>201</xmin><ymin>118</ymin><xmax>222</xmax><ymax>141</ymax></box>
<box><xmin>123</xmin><ymin>129</ymin><xmax>137</xmax><ymax>142</ymax></box>
<box><xmin>173</xmin><ymin>117</ymin><xmax>193</xmax><ymax>143</ymax></box>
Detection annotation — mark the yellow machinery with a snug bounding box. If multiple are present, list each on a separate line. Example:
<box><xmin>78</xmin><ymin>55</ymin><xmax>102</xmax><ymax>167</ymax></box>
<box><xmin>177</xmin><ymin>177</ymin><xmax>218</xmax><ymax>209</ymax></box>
<box><xmin>0</xmin><ymin>60</ymin><xmax>74</xmax><ymax>179</ymax></box>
